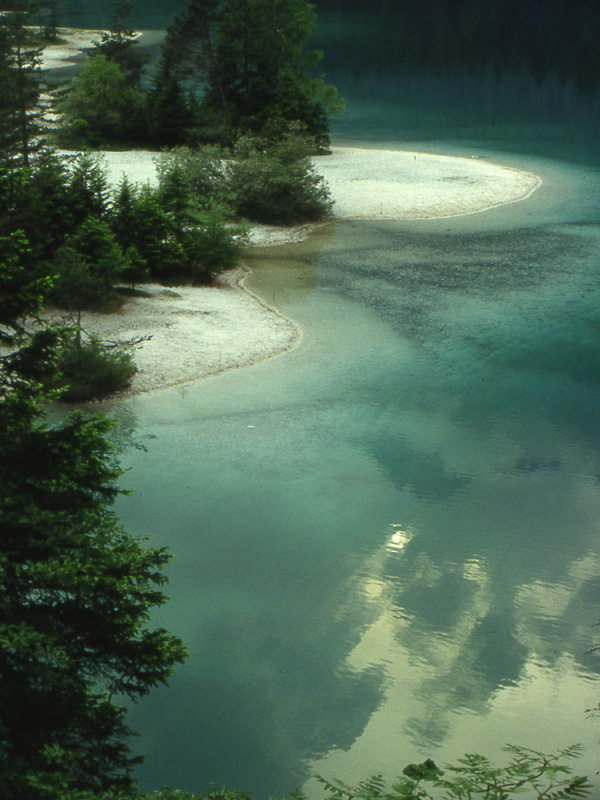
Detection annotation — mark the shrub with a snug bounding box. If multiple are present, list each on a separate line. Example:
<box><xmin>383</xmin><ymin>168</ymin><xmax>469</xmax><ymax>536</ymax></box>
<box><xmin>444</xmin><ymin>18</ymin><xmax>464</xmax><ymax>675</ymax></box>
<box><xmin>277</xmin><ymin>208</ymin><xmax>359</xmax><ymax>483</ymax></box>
<box><xmin>49</xmin><ymin>216</ymin><xmax>127</xmax><ymax>311</ymax></box>
<box><xmin>181</xmin><ymin>210</ymin><xmax>243</xmax><ymax>283</ymax></box>
<box><xmin>316</xmin><ymin>744</ymin><xmax>591</xmax><ymax>800</ymax></box>
<box><xmin>157</xmin><ymin>137</ymin><xmax>333</xmax><ymax>226</ymax></box>
<box><xmin>112</xmin><ymin>185</ymin><xmax>187</xmax><ymax>281</ymax></box>
<box><xmin>59</xmin><ymin>54</ymin><xmax>146</xmax><ymax>143</ymax></box>
<box><xmin>55</xmin><ymin>332</ymin><xmax>136</xmax><ymax>402</ymax></box>
<box><xmin>156</xmin><ymin>146</ymin><xmax>230</xmax><ymax>212</ymax></box>
<box><xmin>226</xmin><ymin>147</ymin><xmax>332</xmax><ymax>224</ymax></box>
<box><xmin>49</xmin><ymin>245</ymin><xmax>108</xmax><ymax>311</ymax></box>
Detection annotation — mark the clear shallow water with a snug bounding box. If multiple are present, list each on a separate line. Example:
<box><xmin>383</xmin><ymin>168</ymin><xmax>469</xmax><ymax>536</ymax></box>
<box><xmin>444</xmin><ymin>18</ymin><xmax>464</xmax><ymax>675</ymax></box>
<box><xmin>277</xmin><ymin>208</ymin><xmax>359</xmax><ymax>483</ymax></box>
<box><xmin>66</xmin><ymin>2</ymin><xmax>600</xmax><ymax>795</ymax></box>
<box><xmin>98</xmin><ymin>151</ymin><xmax>600</xmax><ymax>795</ymax></box>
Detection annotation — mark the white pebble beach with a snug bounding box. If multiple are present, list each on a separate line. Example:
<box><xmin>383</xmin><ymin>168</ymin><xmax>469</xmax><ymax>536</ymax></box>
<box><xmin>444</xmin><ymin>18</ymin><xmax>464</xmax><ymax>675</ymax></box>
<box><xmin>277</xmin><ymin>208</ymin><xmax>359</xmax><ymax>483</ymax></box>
<box><xmin>37</xmin><ymin>29</ymin><xmax>542</xmax><ymax>397</ymax></box>
<box><xmin>55</xmin><ymin>147</ymin><xmax>541</xmax><ymax>396</ymax></box>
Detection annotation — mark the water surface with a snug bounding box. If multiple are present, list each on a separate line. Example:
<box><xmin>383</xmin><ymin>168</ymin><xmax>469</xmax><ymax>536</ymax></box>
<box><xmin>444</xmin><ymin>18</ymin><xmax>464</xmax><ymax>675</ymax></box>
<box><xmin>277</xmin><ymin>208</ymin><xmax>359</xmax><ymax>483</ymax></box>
<box><xmin>99</xmin><ymin>150</ymin><xmax>600</xmax><ymax>796</ymax></box>
<box><xmin>70</xmin><ymin>2</ymin><xmax>600</xmax><ymax>795</ymax></box>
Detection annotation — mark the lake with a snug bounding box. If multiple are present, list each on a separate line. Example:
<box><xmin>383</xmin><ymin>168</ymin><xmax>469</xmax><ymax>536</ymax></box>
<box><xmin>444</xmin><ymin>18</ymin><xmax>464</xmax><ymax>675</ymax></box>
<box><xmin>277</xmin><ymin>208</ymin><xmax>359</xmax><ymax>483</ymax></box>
<box><xmin>75</xmin><ymin>2</ymin><xmax>600</xmax><ymax>796</ymax></box>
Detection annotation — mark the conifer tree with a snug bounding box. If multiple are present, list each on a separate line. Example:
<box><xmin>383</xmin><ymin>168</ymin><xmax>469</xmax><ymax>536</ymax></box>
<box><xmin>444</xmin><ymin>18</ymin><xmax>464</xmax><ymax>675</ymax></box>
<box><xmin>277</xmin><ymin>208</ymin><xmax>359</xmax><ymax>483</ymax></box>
<box><xmin>0</xmin><ymin>152</ymin><xmax>188</xmax><ymax>800</ymax></box>
<box><xmin>163</xmin><ymin>0</ymin><xmax>342</xmax><ymax>146</ymax></box>
<box><xmin>0</xmin><ymin>24</ymin><xmax>20</xmax><ymax>164</ymax></box>
<box><xmin>0</xmin><ymin>0</ymin><xmax>44</xmax><ymax>166</ymax></box>
<box><xmin>95</xmin><ymin>0</ymin><xmax>148</xmax><ymax>86</ymax></box>
<box><xmin>43</xmin><ymin>0</ymin><xmax>67</xmax><ymax>41</ymax></box>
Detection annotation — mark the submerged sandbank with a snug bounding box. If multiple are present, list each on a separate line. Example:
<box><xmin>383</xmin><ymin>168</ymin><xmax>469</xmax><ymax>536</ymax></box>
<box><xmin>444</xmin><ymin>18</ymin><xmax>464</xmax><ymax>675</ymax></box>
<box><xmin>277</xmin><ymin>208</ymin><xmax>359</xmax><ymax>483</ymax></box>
<box><xmin>58</xmin><ymin>147</ymin><xmax>541</xmax><ymax>394</ymax></box>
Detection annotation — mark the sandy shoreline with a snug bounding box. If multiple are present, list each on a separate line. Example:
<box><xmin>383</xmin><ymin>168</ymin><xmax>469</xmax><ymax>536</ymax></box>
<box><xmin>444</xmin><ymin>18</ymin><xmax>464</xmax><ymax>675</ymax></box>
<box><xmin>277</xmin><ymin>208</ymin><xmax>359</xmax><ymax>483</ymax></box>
<box><xmin>44</xmin><ymin>269</ymin><xmax>300</xmax><ymax>396</ymax></box>
<box><xmin>51</xmin><ymin>146</ymin><xmax>541</xmax><ymax>396</ymax></box>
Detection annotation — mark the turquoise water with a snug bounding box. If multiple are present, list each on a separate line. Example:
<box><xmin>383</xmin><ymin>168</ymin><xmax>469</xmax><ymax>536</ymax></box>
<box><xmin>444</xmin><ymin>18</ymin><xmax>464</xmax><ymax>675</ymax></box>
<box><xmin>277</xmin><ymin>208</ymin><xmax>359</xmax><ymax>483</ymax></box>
<box><xmin>99</xmin><ymin>151</ymin><xmax>600</xmax><ymax>796</ymax></box>
<box><xmin>66</xmin><ymin>3</ymin><xmax>600</xmax><ymax>796</ymax></box>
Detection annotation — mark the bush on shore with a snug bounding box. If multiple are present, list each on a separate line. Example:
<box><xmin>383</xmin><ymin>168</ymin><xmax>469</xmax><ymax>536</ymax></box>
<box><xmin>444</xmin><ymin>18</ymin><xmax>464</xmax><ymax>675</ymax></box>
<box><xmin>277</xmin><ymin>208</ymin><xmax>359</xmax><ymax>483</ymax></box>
<box><xmin>53</xmin><ymin>331</ymin><xmax>136</xmax><ymax>401</ymax></box>
<box><xmin>156</xmin><ymin>135</ymin><xmax>333</xmax><ymax>226</ymax></box>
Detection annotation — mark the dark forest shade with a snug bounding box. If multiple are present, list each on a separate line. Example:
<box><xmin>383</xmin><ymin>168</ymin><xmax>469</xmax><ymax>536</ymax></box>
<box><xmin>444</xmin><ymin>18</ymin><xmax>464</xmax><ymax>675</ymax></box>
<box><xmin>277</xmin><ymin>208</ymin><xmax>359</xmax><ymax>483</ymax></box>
<box><xmin>311</xmin><ymin>0</ymin><xmax>600</xmax><ymax>92</ymax></box>
<box><xmin>61</xmin><ymin>0</ymin><xmax>600</xmax><ymax>92</ymax></box>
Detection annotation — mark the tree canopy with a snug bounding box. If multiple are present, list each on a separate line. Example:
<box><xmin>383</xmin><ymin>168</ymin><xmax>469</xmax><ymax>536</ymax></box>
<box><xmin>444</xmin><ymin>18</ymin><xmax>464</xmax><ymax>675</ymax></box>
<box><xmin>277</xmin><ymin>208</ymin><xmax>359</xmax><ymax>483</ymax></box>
<box><xmin>0</xmin><ymin>153</ymin><xmax>188</xmax><ymax>799</ymax></box>
<box><xmin>0</xmin><ymin>0</ymin><xmax>44</xmax><ymax>166</ymax></box>
<box><xmin>160</xmin><ymin>0</ymin><xmax>342</xmax><ymax>146</ymax></box>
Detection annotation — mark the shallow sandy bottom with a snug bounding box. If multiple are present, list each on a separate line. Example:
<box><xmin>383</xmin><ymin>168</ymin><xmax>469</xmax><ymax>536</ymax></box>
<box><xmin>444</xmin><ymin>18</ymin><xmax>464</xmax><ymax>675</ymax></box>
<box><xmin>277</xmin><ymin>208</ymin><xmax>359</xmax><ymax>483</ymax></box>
<box><xmin>57</xmin><ymin>147</ymin><xmax>541</xmax><ymax>395</ymax></box>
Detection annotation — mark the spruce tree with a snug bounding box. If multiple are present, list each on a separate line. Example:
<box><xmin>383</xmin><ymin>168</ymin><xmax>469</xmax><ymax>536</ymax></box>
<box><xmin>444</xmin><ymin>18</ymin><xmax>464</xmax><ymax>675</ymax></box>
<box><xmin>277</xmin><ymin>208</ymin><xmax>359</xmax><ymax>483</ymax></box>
<box><xmin>164</xmin><ymin>0</ymin><xmax>342</xmax><ymax>146</ymax></box>
<box><xmin>0</xmin><ymin>158</ymin><xmax>188</xmax><ymax>800</ymax></box>
<box><xmin>0</xmin><ymin>0</ymin><xmax>44</xmax><ymax>166</ymax></box>
<box><xmin>0</xmin><ymin>391</ymin><xmax>188</xmax><ymax>798</ymax></box>
<box><xmin>0</xmin><ymin>24</ymin><xmax>20</xmax><ymax>164</ymax></box>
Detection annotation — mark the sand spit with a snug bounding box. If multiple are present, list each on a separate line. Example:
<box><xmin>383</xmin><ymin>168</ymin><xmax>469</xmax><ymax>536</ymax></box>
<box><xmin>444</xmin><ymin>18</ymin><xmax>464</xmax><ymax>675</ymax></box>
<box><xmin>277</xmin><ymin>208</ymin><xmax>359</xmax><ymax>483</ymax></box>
<box><xmin>43</xmin><ymin>270</ymin><xmax>299</xmax><ymax>396</ymax></box>
<box><xmin>39</xmin><ymin>28</ymin><xmax>110</xmax><ymax>71</ymax></box>
<box><xmin>51</xmin><ymin>147</ymin><xmax>541</xmax><ymax>394</ymax></box>
<box><xmin>89</xmin><ymin>146</ymin><xmax>541</xmax><ymax>228</ymax></box>
<box><xmin>38</xmin><ymin>30</ymin><xmax>542</xmax><ymax>395</ymax></box>
<box><xmin>318</xmin><ymin>147</ymin><xmax>541</xmax><ymax>220</ymax></box>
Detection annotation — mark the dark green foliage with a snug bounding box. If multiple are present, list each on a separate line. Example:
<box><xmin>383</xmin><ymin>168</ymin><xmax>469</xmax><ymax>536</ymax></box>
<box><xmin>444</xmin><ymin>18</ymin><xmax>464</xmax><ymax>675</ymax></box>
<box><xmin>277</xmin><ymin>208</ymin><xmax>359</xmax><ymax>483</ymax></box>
<box><xmin>156</xmin><ymin>146</ymin><xmax>230</xmax><ymax>212</ymax></box>
<box><xmin>226</xmin><ymin>142</ymin><xmax>333</xmax><ymax>223</ymax></box>
<box><xmin>70</xmin><ymin>216</ymin><xmax>127</xmax><ymax>289</ymax></box>
<box><xmin>181</xmin><ymin>209</ymin><xmax>242</xmax><ymax>281</ymax></box>
<box><xmin>209</xmin><ymin>0</ymin><xmax>338</xmax><ymax>143</ymax></box>
<box><xmin>49</xmin><ymin>244</ymin><xmax>108</xmax><ymax>312</ymax></box>
<box><xmin>49</xmin><ymin>216</ymin><xmax>127</xmax><ymax>311</ymax></box>
<box><xmin>94</xmin><ymin>0</ymin><xmax>149</xmax><ymax>87</ymax></box>
<box><xmin>66</xmin><ymin>152</ymin><xmax>111</xmax><ymax>226</ymax></box>
<box><xmin>0</xmin><ymin>229</ymin><xmax>51</xmax><ymax>334</ymax></box>
<box><xmin>162</xmin><ymin>0</ymin><xmax>342</xmax><ymax>146</ymax></box>
<box><xmin>0</xmin><ymin>155</ymin><xmax>74</xmax><ymax>263</ymax></box>
<box><xmin>41</xmin><ymin>0</ymin><xmax>68</xmax><ymax>41</ymax></box>
<box><xmin>0</xmin><ymin>246</ymin><xmax>186</xmax><ymax>796</ymax></box>
<box><xmin>156</xmin><ymin>138</ymin><xmax>333</xmax><ymax>226</ymax></box>
<box><xmin>0</xmin><ymin>392</ymin><xmax>187</xmax><ymax>797</ymax></box>
<box><xmin>0</xmin><ymin>113</ymin><xmax>190</xmax><ymax>800</ymax></box>
<box><xmin>20</xmin><ymin>151</ymin><xmax>73</xmax><ymax>258</ymax></box>
<box><xmin>317</xmin><ymin>745</ymin><xmax>591</xmax><ymax>800</ymax></box>
<box><xmin>112</xmin><ymin>183</ymin><xmax>187</xmax><ymax>279</ymax></box>
<box><xmin>54</xmin><ymin>332</ymin><xmax>136</xmax><ymax>401</ymax></box>
<box><xmin>0</xmin><ymin>23</ymin><xmax>20</xmax><ymax>165</ymax></box>
<box><xmin>114</xmin><ymin>173</ymin><xmax>240</xmax><ymax>283</ymax></box>
<box><xmin>146</xmin><ymin>52</ymin><xmax>197</xmax><ymax>147</ymax></box>
<box><xmin>121</xmin><ymin>244</ymin><xmax>150</xmax><ymax>289</ymax></box>
<box><xmin>0</xmin><ymin>0</ymin><xmax>45</xmax><ymax>166</ymax></box>
<box><xmin>60</xmin><ymin>54</ymin><xmax>146</xmax><ymax>144</ymax></box>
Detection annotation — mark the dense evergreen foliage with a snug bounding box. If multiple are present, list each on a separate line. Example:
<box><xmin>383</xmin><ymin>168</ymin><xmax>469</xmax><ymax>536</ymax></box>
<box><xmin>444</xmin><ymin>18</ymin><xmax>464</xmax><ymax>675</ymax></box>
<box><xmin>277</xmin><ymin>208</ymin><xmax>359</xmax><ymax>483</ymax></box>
<box><xmin>60</xmin><ymin>54</ymin><xmax>147</xmax><ymax>144</ymax></box>
<box><xmin>156</xmin><ymin>135</ymin><xmax>333</xmax><ymax>226</ymax></box>
<box><xmin>161</xmin><ymin>0</ymin><xmax>342</xmax><ymax>146</ymax></box>
<box><xmin>0</xmin><ymin>1</ymin><xmax>45</xmax><ymax>166</ymax></box>
<box><xmin>58</xmin><ymin>0</ymin><xmax>341</xmax><ymax>151</ymax></box>
<box><xmin>0</xmin><ymin>145</ymin><xmax>247</xmax><ymax>397</ymax></box>
<box><xmin>0</xmin><ymin>400</ymin><xmax>187</xmax><ymax>797</ymax></box>
<box><xmin>0</xmin><ymin>213</ymin><xmax>188</xmax><ymax>797</ymax></box>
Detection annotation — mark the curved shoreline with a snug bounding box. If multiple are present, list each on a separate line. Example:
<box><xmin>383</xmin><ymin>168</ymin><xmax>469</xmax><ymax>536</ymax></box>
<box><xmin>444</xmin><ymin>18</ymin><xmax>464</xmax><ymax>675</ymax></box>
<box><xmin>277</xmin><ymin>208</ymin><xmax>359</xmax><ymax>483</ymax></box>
<box><xmin>67</xmin><ymin>147</ymin><xmax>542</xmax><ymax>396</ymax></box>
<box><xmin>314</xmin><ymin>147</ymin><xmax>541</xmax><ymax>222</ymax></box>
